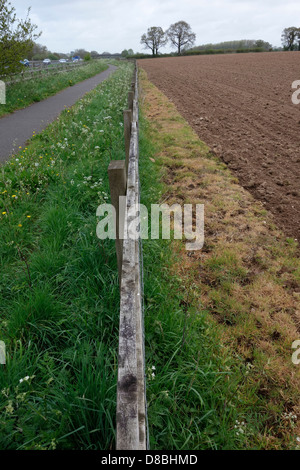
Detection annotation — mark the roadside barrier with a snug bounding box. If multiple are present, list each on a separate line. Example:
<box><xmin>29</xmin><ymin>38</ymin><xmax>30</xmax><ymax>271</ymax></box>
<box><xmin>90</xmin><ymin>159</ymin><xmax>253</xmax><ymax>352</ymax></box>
<box><xmin>2</xmin><ymin>61</ymin><xmax>93</xmax><ymax>86</ymax></box>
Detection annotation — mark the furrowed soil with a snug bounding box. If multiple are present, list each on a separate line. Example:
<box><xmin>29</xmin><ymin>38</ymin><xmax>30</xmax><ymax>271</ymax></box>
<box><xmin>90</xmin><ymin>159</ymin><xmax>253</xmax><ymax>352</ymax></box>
<box><xmin>139</xmin><ymin>52</ymin><xmax>300</xmax><ymax>242</ymax></box>
<box><xmin>139</xmin><ymin>65</ymin><xmax>300</xmax><ymax>449</ymax></box>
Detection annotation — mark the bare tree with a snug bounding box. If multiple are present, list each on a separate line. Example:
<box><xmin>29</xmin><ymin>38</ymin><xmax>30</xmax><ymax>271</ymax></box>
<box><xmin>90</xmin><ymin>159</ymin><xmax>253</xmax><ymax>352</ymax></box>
<box><xmin>281</xmin><ymin>27</ymin><xmax>300</xmax><ymax>51</ymax></box>
<box><xmin>141</xmin><ymin>26</ymin><xmax>167</xmax><ymax>55</ymax></box>
<box><xmin>166</xmin><ymin>21</ymin><xmax>196</xmax><ymax>55</ymax></box>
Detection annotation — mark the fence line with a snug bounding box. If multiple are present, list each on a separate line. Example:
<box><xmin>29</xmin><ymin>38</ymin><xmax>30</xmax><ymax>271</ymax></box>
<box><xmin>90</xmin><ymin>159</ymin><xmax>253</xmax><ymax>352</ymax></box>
<box><xmin>2</xmin><ymin>61</ymin><xmax>92</xmax><ymax>86</ymax></box>
<box><xmin>107</xmin><ymin>64</ymin><xmax>147</xmax><ymax>450</ymax></box>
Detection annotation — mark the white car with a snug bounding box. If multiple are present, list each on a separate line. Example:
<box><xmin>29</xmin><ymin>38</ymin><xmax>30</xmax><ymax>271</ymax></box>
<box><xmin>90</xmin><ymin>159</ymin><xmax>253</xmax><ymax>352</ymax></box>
<box><xmin>59</xmin><ymin>59</ymin><xmax>67</xmax><ymax>63</ymax></box>
<box><xmin>43</xmin><ymin>58</ymin><xmax>51</xmax><ymax>64</ymax></box>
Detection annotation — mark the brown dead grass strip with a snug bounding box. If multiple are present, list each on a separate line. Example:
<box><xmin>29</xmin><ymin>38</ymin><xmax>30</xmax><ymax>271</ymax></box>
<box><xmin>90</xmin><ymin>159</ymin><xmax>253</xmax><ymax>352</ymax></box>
<box><xmin>140</xmin><ymin>68</ymin><xmax>300</xmax><ymax>446</ymax></box>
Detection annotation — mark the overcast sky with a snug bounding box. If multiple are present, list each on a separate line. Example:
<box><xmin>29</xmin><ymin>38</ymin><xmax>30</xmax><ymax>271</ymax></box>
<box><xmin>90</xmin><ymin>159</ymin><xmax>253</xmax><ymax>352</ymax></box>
<box><xmin>12</xmin><ymin>0</ymin><xmax>300</xmax><ymax>54</ymax></box>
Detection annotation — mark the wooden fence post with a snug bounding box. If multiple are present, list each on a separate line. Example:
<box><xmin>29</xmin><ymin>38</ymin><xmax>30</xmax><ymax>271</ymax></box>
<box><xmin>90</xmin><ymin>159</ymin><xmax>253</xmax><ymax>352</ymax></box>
<box><xmin>128</xmin><ymin>91</ymin><xmax>134</xmax><ymax>111</ymax></box>
<box><xmin>108</xmin><ymin>160</ymin><xmax>127</xmax><ymax>284</ymax></box>
<box><xmin>123</xmin><ymin>109</ymin><xmax>132</xmax><ymax>175</ymax></box>
<box><xmin>116</xmin><ymin>65</ymin><xmax>147</xmax><ymax>450</ymax></box>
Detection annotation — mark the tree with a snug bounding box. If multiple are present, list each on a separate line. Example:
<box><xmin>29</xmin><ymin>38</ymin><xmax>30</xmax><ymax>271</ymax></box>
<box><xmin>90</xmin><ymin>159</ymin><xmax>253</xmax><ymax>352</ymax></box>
<box><xmin>281</xmin><ymin>27</ymin><xmax>299</xmax><ymax>51</ymax></box>
<box><xmin>0</xmin><ymin>0</ymin><xmax>41</xmax><ymax>75</ymax></box>
<box><xmin>296</xmin><ymin>30</ymin><xmax>300</xmax><ymax>51</ymax></box>
<box><xmin>27</xmin><ymin>42</ymin><xmax>48</xmax><ymax>60</ymax></box>
<box><xmin>121</xmin><ymin>48</ymin><xmax>134</xmax><ymax>57</ymax></box>
<box><xmin>90</xmin><ymin>50</ymin><xmax>99</xmax><ymax>58</ymax></box>
<box><xmin>255</xmin><ymin>39</ymin><xmax>272</xmax><ymax>51</ymax></box>
<box><xmin>141</xmin><ymin>26</ymin><xmax>167</xmax><ymax>55</ymax></box>
<box><xmin>166</xmin><ymin>21</ymin><xmax>196</xmax><ymax>55</ymax></box>
<box><xmin>73</xmin><ymin>48</ymin><xmax>89</xmax><ymax>58</ymax></box>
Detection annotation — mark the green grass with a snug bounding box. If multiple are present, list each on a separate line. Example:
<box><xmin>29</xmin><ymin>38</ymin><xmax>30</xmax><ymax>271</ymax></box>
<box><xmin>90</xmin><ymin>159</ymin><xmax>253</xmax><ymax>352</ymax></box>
<box><xmin>0</xmin><ymin>62</ymin><xmax>133</xmax><ymax>450</ymax></box>
<box><xmin>138</xmin><ymin>70</ymin><xmax>300</xmax><ymax>450</ymax></box>
<box><xmin>1</xmin><ymin>60</ymin><xmax>297</xmax><ymax>450</ymax></box>
<box><xmin>0</xmin><ymin>60</ymin><xmax>109</xmax><ymax>118</ymax></box>
<box><xmin>0</xmin><ymin>61</ymin><xmax>253</xmax><ymax>450</ymax></box>
<box><xmin>138</xmin><ymin>116</ymin><xmax>258</xmax><ymax>450</ymax></box>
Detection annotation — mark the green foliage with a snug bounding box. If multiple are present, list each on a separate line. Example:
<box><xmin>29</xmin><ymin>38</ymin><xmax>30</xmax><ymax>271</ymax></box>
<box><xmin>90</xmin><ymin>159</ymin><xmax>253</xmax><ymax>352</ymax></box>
<box><xmin>47</xmin><ymin>53</ymin><xmax>59</xmax><ymax>61</ymax></box>
<box><xmin>0</xmin><ymin>60</ymin><xmax>108</xmax><ymax>117</ymax></box>
<box><xmin>0</xmin><ymin>0</ymin><xmax>41</xmax><ymax>76</ymax></box>
<box><xmin>0</xmin><ymin>62</ymin><xmax>134</xmax><ymax>449</ymax></box>
<box><xmin>84</xmin><ymin>53</ymin><xmax>91</xmax><ymax>61</ymax></box>
<box><xmin>281</xmin><ymin>26</ymin><xmax>300</xmax><ymax>51</ymax></box>
<box><xmin>167</xmin><ymin>21</ymin><xmax>196</xmax><ymax>55</ymax></box>
<box><xmin>188</xmin><ymin>39</ymin><xmax>273</xmax><ymax>52</ymax></box>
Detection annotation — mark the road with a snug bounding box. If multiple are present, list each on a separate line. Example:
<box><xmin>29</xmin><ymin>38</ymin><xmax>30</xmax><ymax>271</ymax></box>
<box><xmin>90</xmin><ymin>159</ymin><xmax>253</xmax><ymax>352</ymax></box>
<box><xmin>0</xmin><ymin>65</ymin><xmax>117</xmax><ymax>163</ymax></box>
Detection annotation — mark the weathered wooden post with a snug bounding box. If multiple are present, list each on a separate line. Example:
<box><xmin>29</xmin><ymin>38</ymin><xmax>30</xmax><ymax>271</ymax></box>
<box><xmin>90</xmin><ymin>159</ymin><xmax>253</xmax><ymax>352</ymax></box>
<box><xmin>108</xmin><ymin>160</ymin><xmax>127</xmax><ymax>284</ymax></box>
<box><xmin>128</xmin><ymin>91</ymin><xmax>134</xmax><ymax>112</ymax></box>
<box><xmin>115</xmin><ymin>65</ymin><xmax>147</xmax><ymax>451</ymax></box>
<box><xmin>0</xmin><ymin>341</ymin><xmax>6</xmax><ymax>366</ymax></box>
<box><xmin>123</xmin><ymin>109</ymin><xmax>132</xmax><ymax>175</ymax></box>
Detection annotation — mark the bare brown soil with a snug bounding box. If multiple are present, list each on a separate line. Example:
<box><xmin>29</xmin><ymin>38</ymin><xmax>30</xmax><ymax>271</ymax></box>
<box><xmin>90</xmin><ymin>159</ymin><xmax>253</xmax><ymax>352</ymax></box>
<box><xmin>139</xmin><ymin>52</ymin><xmax>300</xmax><ymax>241</ymax></box>
<box><xmin>140</xmin><ymin>69</ymin><xmax>300</xmax><ymax>447</ymax></box>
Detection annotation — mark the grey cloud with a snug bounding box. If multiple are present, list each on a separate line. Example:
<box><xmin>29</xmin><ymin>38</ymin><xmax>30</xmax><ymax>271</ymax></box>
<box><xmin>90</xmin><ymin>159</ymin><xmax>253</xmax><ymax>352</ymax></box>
<box><xmin>12</xmin><ymin>0</ymin><xmax>300</xmax><ymax>53</ymax></box>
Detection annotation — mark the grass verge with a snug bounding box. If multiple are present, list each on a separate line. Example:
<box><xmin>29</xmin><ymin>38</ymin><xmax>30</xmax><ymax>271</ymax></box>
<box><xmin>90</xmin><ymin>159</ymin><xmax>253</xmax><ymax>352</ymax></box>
<box><xmin>0</xmin><ymin>62</ymin><xmax>133</xmax><ymax>449</ymax></box>
<box><xmin>0</xmin><ymin>60</ymin><xmax>109</xmax><ymax>118</ymax></box>
<box><xmin>139</xmin><ymin>68</ymin><xmax>300</xmax><ymax>450</ymax></box>
<box><xmin>1</xmin><ymin>60</ymin><xmax>299</xmax><ymax>451</ymax></box>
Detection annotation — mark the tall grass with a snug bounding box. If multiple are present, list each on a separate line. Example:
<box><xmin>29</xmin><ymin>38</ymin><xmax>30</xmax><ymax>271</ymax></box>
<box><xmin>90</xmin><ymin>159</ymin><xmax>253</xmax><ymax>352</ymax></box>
<box><xmin>1</xmin><ymin>60</ymin><xmax>293</xmax><ymax>451</ymax></box>
<box><xmin>0</xmin><ymin>62</ymin><xmax>133</xmax><ymax>450</ymax></box>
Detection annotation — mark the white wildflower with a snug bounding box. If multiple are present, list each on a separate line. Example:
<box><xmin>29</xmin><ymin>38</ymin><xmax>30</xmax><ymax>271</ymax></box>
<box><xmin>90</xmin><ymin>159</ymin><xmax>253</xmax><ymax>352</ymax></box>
<box><xmin>19</xmin><ymin>376</ymin><xmax>30</xmax><ymax>383</ymax></box>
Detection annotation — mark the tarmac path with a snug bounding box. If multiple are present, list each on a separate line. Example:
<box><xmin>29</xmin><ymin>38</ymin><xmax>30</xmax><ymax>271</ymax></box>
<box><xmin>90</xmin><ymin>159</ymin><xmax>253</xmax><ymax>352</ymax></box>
<box><xmin>0</xmin><ymin>64</ymin><xmax>117</xmax><ymax>163</ymax></box>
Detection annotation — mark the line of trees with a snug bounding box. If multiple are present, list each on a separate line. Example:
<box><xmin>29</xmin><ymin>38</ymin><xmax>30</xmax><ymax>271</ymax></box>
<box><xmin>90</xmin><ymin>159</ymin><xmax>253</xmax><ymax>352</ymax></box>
<box><xmin>23</xmin><ymin>44</ymin><xmax>110</xmax><ymax>62</ymax></box>
<box><xmin>141</xmin><ymin>21</ymin><xmax>196</xmax><ymax>56</ymax></box>
<box><xmin>281</xmin><ymin>27</ymin><xmax>300</xmax><ymax>51</ymax></box>
<box><xmin>189</xmin><ymin>39</ymin><xmax>273</xmax><ymax>52</ymax></box>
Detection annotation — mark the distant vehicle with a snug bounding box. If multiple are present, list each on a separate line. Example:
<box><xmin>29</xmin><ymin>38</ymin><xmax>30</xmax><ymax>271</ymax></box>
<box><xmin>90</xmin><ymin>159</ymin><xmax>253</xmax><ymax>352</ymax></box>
<box><xmin>20</xmin><ymin>59</ymin><xmax>30</xmax><ymax>67</ymax></box>
<box><xmin>43</xmin><ymin>58</ymin><xmax>51</xmax><ymax>64</ymax></box>
<box><xmin>72</xmin><ymin>56</ymin><xmax>81</xmax><ymax>62</ymax></box>
<box><xmin>59</xmin><ymin>59</ymin><xmax>67</xmax><ymax>63</ymax></box>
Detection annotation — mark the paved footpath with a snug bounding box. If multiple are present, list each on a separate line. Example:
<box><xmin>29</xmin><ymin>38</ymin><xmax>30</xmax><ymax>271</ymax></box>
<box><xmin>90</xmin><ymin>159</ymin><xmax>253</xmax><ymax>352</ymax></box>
<box><xmin>0</xmin><ymin>65</ymin><xmax>117</xmax><ymax>163</ymax></box>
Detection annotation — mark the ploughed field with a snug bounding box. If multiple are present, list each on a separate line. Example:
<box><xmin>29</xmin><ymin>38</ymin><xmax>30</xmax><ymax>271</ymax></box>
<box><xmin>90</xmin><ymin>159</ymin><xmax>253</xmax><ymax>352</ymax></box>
<box><xmin>139</xmin><ymin>52</ymin><xmax>300</xmax><ymax>241</ymax></box>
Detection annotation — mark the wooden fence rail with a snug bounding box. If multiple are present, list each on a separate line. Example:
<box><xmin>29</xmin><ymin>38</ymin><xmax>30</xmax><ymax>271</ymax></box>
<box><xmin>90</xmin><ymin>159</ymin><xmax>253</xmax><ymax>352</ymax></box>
<box><xmin>1</xmin><ymin>61</ymin><xmax>92</xmax><ymax>86</ymax></box>
<box><xmin>107</xmin><ymin>64</ymin><xmax>147</xmax><ymax>450</ymax></box>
